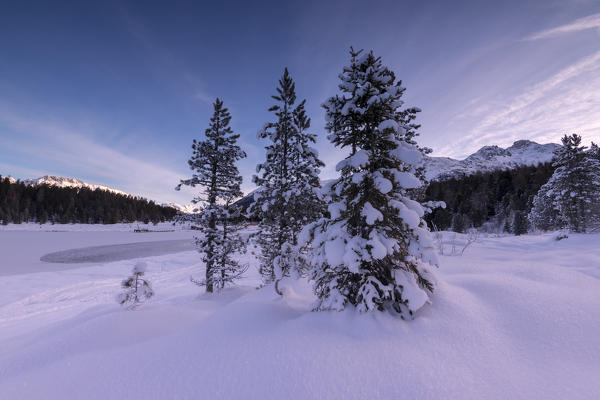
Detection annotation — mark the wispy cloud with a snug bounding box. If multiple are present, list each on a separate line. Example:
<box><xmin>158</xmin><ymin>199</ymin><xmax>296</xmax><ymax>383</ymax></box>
<box><xmin>115</xmin><ymin>4</ymin><xmax>214</xmax><ymax>105</ymax></box>
<box><xmin>438</xmin><ymin>50</ymin><xmax>600</xmax><ymax>158</ymax></box>
<box><xmin>192</xmin><ymin>91</ymin><xmax>215</xmax><ymax>105</ymax></box>
<box><xmin>0</xmin><ymin>105</ymin><xmax>196</xmax><ymax>205</ymax></box>
<box><xmin>525</xmin><ymin>12</ymin><xmax>600</xmax><ymax>41</ymax></box>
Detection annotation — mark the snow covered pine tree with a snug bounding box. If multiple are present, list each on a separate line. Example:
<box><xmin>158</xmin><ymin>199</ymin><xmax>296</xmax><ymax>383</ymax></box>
<box><xmin>301</xmin><ymin>48</ymin><xmax>438</xmax><ymax>317</ymax></box>
<box><xmin>177</xmin><ymin>98</ymin><xmax>247</xmax><ymax>292</ymax></box>
<box><xmin>251</xmin><ymin>68</ymin><xmax>325</xmax><ymax>294</ymax></box>
<box><xmin>529</xmin><ymin>134</ymin><xmax>600</xmax><ymax>232</ymax></box>
<box><xmin>118</xmin><ymin>262</ymin><xmax>154</xmax><ymax>309</ymax></box>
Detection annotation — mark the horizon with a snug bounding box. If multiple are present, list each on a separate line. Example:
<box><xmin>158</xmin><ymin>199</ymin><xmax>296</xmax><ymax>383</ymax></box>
<box><xmin>1</xmin><ymin>0</ymin><xmax>600</xmax><ymax>204</ymax></box>
<box><xmin>0</xmin><ymin>137</ymin><xmax>561</xmax><ymax>206</ymax></box>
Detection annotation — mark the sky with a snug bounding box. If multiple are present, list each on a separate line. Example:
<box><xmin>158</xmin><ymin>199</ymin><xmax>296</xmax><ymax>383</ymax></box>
<box><xmin>1</xmin><ymin>0</ymin><xmax>600</xmax><ymax>205</ymax></box>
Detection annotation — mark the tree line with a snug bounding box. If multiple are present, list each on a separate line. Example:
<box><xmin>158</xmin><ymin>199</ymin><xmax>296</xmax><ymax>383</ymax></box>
<box><xmin>423</xmin><ymin>163</ymin><xmax>555</xmax><ymax>234</ymax></box>
<box><xmin>0</xmin><ymin>177</ymin><xmax>177</xmax><ymax>225</ymax></box>
<box><xmin>423</xmin><ymin>134</ymin><xmax>600</xmax><ymax>234</ymax></box>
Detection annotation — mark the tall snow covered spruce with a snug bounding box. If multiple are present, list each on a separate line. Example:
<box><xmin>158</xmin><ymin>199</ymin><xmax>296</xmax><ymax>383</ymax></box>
<box><xmin>177</xmin><ymin>99</ymin><xmax>247</xmax><ymax>292</ymax></box>
<box><xmin>301</xmin><ymin>48</ymin><xmax>438</xmax><ymax>317</ymax></box>
<box><xmin>529</xmin><ymin>134</ymin><xmax>600</xmax><ymax>233</ymax></box>
<box><xmin>251</xmin><ymin>68</ymin><xmax>325</xmax><ymax>294</ymax></box>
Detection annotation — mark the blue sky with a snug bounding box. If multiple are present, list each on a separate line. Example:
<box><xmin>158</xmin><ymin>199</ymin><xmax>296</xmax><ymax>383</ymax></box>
<box><xmin>1</xmin><ymin>0</ymin><xmax>599</xmax><ymax>205</ymax></box>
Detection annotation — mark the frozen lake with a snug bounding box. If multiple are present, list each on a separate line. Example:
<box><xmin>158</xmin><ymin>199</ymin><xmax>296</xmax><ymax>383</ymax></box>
<box><xmin>0</xmin><ymin>223</ymin><xmax>197</xmax><ymax>276</ymax></box>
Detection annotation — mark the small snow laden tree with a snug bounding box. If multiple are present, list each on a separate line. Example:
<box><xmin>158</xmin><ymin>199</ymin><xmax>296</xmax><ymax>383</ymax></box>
<box><xmin>301</xmin><ymin>48</ymin><xmax>438</xmax><ymax>318</ymax></box>
<box><xmin>118</xmin><ymin>262</ymin><xmax>154</xmax><ymax>309</ymax></box>
<box><xmin>250</xmin><ymin>68</ymin><xmax>325</xmax><ymax>294</ymax></box>
<box><xmin>529</xmin><ymin>134</ymin><xmax>600</xmax><ymax>233</ymax></box>
<box><xmin>177</xmin><ymin>98</ymin><xmax>247</xmax><ymax>292</ymax></box>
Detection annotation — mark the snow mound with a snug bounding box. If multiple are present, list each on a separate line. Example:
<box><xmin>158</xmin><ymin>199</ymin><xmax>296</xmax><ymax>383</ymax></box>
<box><xmin>0</xmin><ymin>232</ymin><xmax>599</xmax><ymax>399</ymax></box>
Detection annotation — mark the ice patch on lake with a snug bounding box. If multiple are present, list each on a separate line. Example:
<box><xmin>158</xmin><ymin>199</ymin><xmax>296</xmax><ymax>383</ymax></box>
<box><xmin>40</xmin><ymin>240</ymin><xmax>195</xmax><ymax>264</ymax></box>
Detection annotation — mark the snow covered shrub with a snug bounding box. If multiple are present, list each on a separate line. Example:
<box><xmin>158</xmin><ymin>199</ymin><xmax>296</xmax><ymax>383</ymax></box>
<box><xmin>176</xmin><ymin>99</ymin><xmax>247</xmax><ymax>292</ymax></box>
<box><xmin>250</xmin><ymin>68</ymin><xmax>325</xmax><ymax>294</ymax></box>
<box><xmin>118</xmin><ymin>262</ymin><xmax>154</xmax><ymax>309</ymax></box>
<box><xmin>529</xmin><ymin>134</ymin><xmax>600</xmax><ymax>233</ymax></box>
<box><xmin>301</xmin><ymin>48</ymin><xmax>438</xmax><ymax>318</ymax></box>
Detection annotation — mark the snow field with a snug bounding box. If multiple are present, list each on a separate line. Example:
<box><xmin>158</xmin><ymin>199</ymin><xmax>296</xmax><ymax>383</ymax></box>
<box><xmin>0</xmin><ymin>229</ymin><xmax>599</xmax><ymax>399</ymax></box>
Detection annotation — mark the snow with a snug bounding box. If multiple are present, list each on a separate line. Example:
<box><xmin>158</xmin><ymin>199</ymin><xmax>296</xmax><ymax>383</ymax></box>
<box><xmin>377</xmin><ymin>119</ymin><xmax>400</xmax><ymax>132</ymax></box>
<box><xmin>374</xmin><ymin>175</ymin><xmax>392</xmax><ymax>194</ymax></box>
<box><xmin>324</xmin><ymin>237</ymin><xmax>346</xmax><ymax>267</ymax></box>
<box><xmin>361</xmin><ymin>201</ymin><xmax>383</xmax><ymax>225</ymax></box>
<box><xmin>391</xmin><ymin>142</ymin><xmax>423</xmax><ymax>165</ymax></box>
<box><xmin>1</xmin><ymin>227</ymin><xmax>600</xmax><ymax>399</ymax></box>
<box><xmin>394</xmin><ymin>269</ymin><xmax>429</xmax><ymax>310</ymax></box>
<box><xmin>327</xmin><ymin>201</ymin><xmax>346</xmax><ymax>219</ymax></box>
<box><xmin>132</xmin><ymin>261</ymin><xmax>147</xmax><ymax>274</ymax></box>
<box><xmin>367</xmin><ymin>231</ymin><xmax>387</xmax><ymax>259</ymax></box>
<box><xmin>394</xmin><ymin>201</ymin><xmax>421</xmax><ymax>229</ymax></box>
<box><xmin>335</xmin><ymin>149</ymin><xmax>370</xmax><ymax>171</ymax></box>
<box><xmin>393</xmin><ymin>170</ymin><xmax>422</xmax><ymax>189</ymax></box>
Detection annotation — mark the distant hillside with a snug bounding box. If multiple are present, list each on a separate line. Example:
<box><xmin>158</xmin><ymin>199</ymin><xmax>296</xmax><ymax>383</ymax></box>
<box><xmin>0</xmin><ymin>176</ymin><xmax>177</xmax><ymax>225</ymax></box>
<box><xmin>423</xmin><ymin>162</ymin><xmax>555</xmax><ymax>234</ymax></box>
<box><xmin>21</xmin><ymin>175</ymin><xmax>128</xmax><ymax>195</ymax></box>
<box><xmin>5</xmin><ymin>174</ymin><xmax>198</xmax><ymax>214</ymax></box>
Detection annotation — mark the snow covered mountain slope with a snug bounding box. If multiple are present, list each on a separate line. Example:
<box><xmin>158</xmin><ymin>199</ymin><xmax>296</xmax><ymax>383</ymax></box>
<box><xmin>21</xmin><ymin>175</ymin><xmax>127</xmax><ymax>196</ymax></box>
<box><xmin>424</xmin><ymin>140</ymin><xmax>560</xmax><ymax>181</ymax></box>
<box><xmin>162</xmin><ymin>202</ymin><xmax>200</xmax><ymax>214</ymax></box>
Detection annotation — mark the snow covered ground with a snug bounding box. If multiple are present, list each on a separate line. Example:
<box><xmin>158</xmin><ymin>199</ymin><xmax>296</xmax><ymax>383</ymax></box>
<box><xmin>0</xmin><ymin>226</ymin><xmax>599</xmax><ymax>399</ymax></box>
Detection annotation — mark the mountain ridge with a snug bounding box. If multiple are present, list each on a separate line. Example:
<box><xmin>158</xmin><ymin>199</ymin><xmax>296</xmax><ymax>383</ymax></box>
<box><xmin>1</xmin><ymin>175</ymin><xmax>197</xmax><ymax>213</ymax></box>
<box><xmin>21</xmin><ymin>175</ymin><xmax>127</xmax><ymax>196</ymax></box>
<box><xmin>424</xmin><ymin>139</ymin><xmax>559</xmax><ymax>181</ymax></box>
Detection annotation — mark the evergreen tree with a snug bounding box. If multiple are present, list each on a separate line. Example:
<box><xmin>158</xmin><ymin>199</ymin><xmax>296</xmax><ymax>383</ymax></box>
<box><xmin>302</xmin><ymin>48</ymin><xmax>437</xmax><ymax>317</ymax></box>
<box><xmin>529</xmin><ymin>134</ymin><xmax>600</xmax><ymax>232</ymax></box>
<box><xmin>177</xmin><ymin>99</ymin><xmax>247</xmax><ymax>292</ymax></box>
<box><xmin>513</xmin><ymin>211</ymin><xmax>528</xmax><ymax>235</ymax></box>
<box><xmin>251</xmin><ymin>68</ymin><xmax>324</xmax><ymax>294</ymax></box>
<box><xmin>590</xmin><ymin>142</ymin><xmax>600</xmax><ymax>161</ymax></box>
<box><xmin>117</xmin><ymin>262</ymin><xmax>154</xmax><ymax>309</ymax></box>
